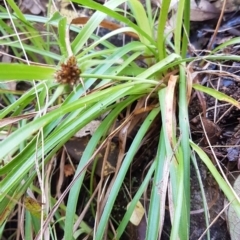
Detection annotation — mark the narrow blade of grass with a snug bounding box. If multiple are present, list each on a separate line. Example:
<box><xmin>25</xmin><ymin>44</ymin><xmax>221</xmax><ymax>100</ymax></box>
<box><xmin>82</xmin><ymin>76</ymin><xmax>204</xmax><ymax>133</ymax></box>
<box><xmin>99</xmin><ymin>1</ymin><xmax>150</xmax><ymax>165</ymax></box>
<box><xmin>190</xmin><ymin>141</ymin><xmax>240</xmax><ymax>217</ymax></box>
<box><xmin>193</xmin><ymin>83</ymin><xmax>240</xmax><ymax>108</ymax></box>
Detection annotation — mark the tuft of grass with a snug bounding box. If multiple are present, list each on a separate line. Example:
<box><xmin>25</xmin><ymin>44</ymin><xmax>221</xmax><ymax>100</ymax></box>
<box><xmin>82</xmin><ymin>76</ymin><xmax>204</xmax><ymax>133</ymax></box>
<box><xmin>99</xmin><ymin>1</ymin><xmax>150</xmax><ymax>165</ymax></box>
<box><xmin>0</xmin><ymin>0</ymin><xmax>240</xmax><ymax>239</ymax></box>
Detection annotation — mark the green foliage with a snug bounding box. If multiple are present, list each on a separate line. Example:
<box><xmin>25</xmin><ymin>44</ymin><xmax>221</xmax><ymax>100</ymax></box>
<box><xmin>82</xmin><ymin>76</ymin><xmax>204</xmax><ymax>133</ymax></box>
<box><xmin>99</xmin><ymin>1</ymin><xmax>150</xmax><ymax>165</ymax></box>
<box><xmin>0</xmin><ymin>0</ymin><xmax>240</xmax><ymax>239</ymax></box>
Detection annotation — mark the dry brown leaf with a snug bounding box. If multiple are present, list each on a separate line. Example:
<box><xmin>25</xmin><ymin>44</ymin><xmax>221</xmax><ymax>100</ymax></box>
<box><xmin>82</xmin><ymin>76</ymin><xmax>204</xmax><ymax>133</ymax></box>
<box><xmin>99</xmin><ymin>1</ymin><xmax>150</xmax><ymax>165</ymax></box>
<box><xmin>186</xmin><ymin>66</ymin><xmax>194</xmax><ymax>104</ymax></box>
<box><xmin>189</xmin><ymin>0</ymin><xmax>220</xmax><ymax>21</ymax></box>
<box><xmin>21</xmin><ymin>0</ymin><xmax>45</xmax><ymax>14</ymax></box>
<box><xmin>225</xmin><ymin>175</ymin><xmax>240</xmax><ymax>240</ymax></box>
<box><xmin>64</xmin><ymin>164</ymin><xmax>75</xmax><ymax>177</ymax></box>
<box><xmin>211</xmin><ymin>0</ymin><xmax>239</xmax><ymax>12</ymax></box>
<box><xmin>165</xmin><ymin>75</ymin><xmax>178</xmax><ymax>147</ymax></box>
<box><xmin>127</xmin><ymin>201</ymin><xmax>145</xmax><ymax>226</ymax></box>
<box><xmin>157</xmin><ymin>0</ymin><xmax>220</xmax><ymax>21</ymax></box>
<box><xmin>0</xmin><ymin>113</ymin><xmax>36</xmax><ymax>128</ymax></box>
<box><xmin>74</xmin><ymin>120</ymin><xmax>101</xmax><ymax>137</ymax></box>
<box><xmin>155</xmin><ymin>0</ymin><xmax>179</xmax><ymax>9</ymax></box>
<box><xmin>71</xmin><ymin>17</ymin><xmax>139</xmax><ymax>39</ymax></box>
<box><xmin>202</xmin><ymin>117</ymin><xmax>221</xmax><ymax>145</ymax></box>
<box><xmin>2</xmin><ymin>54</ymin><xmax>11</xmax><ymax>63</ymax></box>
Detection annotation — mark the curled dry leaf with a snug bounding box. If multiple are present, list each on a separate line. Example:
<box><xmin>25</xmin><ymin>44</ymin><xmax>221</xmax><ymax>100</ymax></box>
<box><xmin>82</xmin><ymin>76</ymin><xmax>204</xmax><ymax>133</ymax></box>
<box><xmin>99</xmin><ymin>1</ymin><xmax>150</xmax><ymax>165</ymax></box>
<box><xmin>157</xmin><ymin>0</ymin><xmax>220</xmax><ymax>21</ymax></box>
<box><xmin>211</xmin><ymin>0</ymin><xmax>239</xmax><ymax>12</ymax></box>
<box><xmin>74</xmin><ymin>120</ymin><xmax>101</xmax><ymax>137</ymax></box>
<box><xmin>71</xmin><ymin>17</ymin><xmax>139</xmax><ymax>39</ymax></box>
<box><xmin>189</xmin><ymin>0</ymin><xmax>219</xmax><ymax>21</ymax></box>
<box><xmin>65</xmin><ymin>136</ymin><xmax>117</xmax><ymax>177</ymax></box>
<box><xmin>21</xmin><ymin>0</ymin><xmax>45</xmax><ymax>14</ymax></box>
<box><xmin>165</xmin><ymin>75</ymin><xmax>178</xmax><ymax>147</ymax></box>
<box><xmin>225</xmin><ymin>175</ymin><xmax>240</xmax><ymax>240</ymax></box>
<box><xmin>127</xmin><ymin>201</ymin><xmax>145</xmax><ymax>226</ymax></box>
<box><xmin>201</xmin><ymin>117</ymin><xmax>222</xmax><ymax>145</ymax></box>
<box><xmin>64</xmin><ymin>164</ymin><xmax>75</xmax><ymax>177</ymax></box>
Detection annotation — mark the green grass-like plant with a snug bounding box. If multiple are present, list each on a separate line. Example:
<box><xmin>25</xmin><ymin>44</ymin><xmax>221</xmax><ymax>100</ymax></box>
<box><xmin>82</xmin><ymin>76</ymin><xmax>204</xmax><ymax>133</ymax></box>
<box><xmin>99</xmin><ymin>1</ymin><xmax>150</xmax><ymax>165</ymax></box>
<box><xmin>1</xmin><ymin>0</ymin><xmax>240</xmax><ymax>239</ymax></box>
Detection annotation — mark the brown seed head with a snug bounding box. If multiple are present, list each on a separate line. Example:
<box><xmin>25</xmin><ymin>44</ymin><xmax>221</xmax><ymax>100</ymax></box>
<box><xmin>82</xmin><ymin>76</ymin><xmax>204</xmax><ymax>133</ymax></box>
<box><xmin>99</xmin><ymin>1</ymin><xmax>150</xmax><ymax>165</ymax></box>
<box><xmin>55</xmin><ymin>56</ymin><xmax>81</xmax><ymax>85</ymax></box>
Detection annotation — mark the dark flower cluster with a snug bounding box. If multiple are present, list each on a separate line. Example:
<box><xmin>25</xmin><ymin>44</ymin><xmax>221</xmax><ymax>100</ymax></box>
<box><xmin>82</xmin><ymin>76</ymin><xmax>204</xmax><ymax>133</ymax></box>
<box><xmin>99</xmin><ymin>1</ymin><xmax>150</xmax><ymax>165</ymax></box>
<box><xmin>55</xmin><ymin>56</ymin><xmax>80</xmax><ymax>85</ymax></box>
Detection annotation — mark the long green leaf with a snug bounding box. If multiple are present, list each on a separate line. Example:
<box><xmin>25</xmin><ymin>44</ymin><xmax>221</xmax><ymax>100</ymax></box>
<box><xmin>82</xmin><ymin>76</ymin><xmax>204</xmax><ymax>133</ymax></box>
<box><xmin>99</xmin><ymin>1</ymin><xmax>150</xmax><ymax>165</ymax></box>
<box><xmin>64</xmin><ymin>96</ymin><xmax>139</xmax><ymax>239</ymax></box>
<box><xmin>146</xmin><ymin>130</ymin><xmax>166</xmax><ymax>239</ymax></box>
<box><xmin>190</xmin><ymin>141</ymin><xmax>240</xmax><ymax>217</ymax></box>
<box><xmin>0</xmin><ymin>64</ymin><xmax>55</xmax><ymax>81</ymax></box>
<box><xmin>193</xmin><ymin>83</ymin><xmax>240</xmax><ymax>108</ymax></box>
<box><xmin>95</xmin><ymin>108</ymin><xmax>160</xmax><ymax>240</ymax></box>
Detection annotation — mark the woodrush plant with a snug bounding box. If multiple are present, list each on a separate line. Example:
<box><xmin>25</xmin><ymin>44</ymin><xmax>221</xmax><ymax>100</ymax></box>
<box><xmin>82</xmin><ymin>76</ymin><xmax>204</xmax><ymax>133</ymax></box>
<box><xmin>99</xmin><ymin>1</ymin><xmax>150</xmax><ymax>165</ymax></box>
<box><xmin>0</xmin><ymin>0</ymin><xmax>240</xmax><ymax>239</ymax></box>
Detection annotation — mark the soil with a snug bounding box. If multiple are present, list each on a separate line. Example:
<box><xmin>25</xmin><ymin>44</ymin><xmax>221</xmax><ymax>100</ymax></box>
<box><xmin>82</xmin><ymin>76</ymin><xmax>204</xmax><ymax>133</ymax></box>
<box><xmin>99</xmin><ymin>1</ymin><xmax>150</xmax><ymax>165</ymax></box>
<box><xmin>187</xmin><ymin>66</ymin><xmax>240</xmax><ymax>239</ymax></box>
<box><xmin>2</xmin><ymin>1</ymin><xmax>240</xmax><ymax>239</ymax></box>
